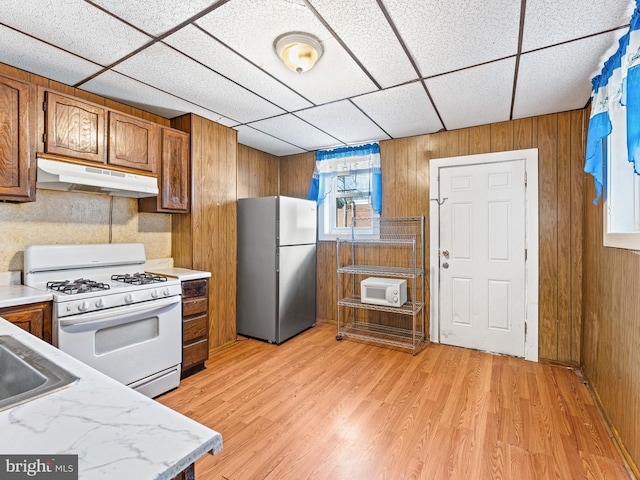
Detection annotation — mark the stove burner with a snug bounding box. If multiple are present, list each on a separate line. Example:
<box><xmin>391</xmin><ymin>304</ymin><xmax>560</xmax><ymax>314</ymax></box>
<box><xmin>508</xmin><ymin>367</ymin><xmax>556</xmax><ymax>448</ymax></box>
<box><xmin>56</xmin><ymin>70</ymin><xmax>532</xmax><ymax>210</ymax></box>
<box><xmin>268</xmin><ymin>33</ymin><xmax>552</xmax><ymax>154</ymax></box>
<box><xmin>111</xmin><ymin>273</ymin><xmax>168</xmax><ymax>285</ymax></box>
<box><xmin>47</xmin><ymin>279</ymin><xmax>111</xmax><ymax>295</ymax></box>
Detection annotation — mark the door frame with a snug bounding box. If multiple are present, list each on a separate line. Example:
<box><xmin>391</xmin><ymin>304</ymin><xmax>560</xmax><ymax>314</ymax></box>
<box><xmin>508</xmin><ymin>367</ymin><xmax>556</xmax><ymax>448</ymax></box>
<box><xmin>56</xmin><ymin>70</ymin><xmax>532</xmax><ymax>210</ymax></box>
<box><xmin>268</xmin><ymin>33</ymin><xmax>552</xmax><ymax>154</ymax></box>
<box><xmin>429</xmin><ymin>148</ymin><xmax>539</xmax><ymax>361</ymax></box>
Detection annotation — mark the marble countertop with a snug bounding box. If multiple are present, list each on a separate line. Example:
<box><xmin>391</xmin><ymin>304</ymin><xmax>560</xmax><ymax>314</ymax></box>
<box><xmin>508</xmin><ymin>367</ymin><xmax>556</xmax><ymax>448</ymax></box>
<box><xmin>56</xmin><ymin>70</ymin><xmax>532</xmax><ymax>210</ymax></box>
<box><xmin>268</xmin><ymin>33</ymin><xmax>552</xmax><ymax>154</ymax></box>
<box><xmin>147</xmin><ymin>267</ymin><xmax>212</xmax><ymax>281</ymax></box>
<box><xmin>0</xmin><ymin>319</ymin><xmax>222</xmax><ymax>479</ymax></box>
<box><xmin>0</xmin><ymin>285</ymin><xmax>53</xmax><ymax>309</ymax></box>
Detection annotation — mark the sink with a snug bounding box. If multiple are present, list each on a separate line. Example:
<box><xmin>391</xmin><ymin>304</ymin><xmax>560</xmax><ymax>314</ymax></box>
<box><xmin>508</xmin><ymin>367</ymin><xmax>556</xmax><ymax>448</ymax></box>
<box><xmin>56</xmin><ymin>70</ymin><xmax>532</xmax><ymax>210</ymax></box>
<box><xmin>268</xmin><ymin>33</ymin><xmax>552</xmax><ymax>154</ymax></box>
<box><xmin>0</xmin><ymin>335</ymin><xmax>77</xmax><ymax>412</ymax></box>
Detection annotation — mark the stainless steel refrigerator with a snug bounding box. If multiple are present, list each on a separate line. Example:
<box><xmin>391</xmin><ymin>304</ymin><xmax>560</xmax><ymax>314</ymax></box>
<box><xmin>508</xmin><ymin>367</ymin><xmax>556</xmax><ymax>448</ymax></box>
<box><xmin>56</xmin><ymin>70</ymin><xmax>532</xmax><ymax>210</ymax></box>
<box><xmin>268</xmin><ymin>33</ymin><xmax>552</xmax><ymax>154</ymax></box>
<box><xmin>237</xmin><ymin>196</ymin><xmax>317</xmax><ymax>344</ymax></box>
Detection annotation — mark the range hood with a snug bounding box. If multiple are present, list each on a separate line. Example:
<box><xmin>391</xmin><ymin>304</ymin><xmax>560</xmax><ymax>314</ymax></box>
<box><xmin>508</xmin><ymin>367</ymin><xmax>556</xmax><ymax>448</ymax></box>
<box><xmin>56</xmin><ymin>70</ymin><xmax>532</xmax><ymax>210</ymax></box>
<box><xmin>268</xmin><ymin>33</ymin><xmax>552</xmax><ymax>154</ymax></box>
<box><xmin>36</xmin><ymin>158</ymin><xmax>159</xmax><ymax>198</ymax></box>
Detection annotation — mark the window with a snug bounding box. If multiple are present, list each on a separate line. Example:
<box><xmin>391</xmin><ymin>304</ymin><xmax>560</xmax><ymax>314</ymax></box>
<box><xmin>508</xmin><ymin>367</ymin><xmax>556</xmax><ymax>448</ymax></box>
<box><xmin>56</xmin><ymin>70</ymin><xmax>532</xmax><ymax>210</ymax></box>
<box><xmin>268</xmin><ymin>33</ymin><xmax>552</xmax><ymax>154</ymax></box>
<box><xmin>309</xmin><ymin>143</ymin><xmax>382</xmax><ymax>241</ymax></box>
<box><xmin>604</xmin><ymin>102</ymin><xmax>640</xmax><ymax>249</ymax></box>
<box><xmin>584</xmin><ymin>7</ymin><xmax>640</xmax><ymax>250</ymax></box>
<box><xmin>319</xmin><ymin>169</ymin><xmax>379</xmax><ymax>240</ymax></box>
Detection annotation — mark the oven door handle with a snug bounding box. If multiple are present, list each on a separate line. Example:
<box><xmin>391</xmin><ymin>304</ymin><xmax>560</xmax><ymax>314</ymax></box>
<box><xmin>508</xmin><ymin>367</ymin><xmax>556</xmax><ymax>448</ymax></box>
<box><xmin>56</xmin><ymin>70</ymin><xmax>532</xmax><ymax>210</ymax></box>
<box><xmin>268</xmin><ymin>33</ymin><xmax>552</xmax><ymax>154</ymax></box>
<box><xmin>58</xmin><ymin>296</ymin><xmax>181</xmax><ymax>327</ymax></box>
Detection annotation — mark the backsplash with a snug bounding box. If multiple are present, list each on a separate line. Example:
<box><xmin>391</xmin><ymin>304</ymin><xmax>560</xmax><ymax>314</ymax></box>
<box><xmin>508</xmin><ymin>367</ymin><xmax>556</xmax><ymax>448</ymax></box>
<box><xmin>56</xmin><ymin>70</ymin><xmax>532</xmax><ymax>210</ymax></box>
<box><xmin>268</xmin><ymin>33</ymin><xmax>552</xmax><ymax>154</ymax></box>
<box><xmin>0</xmin><ymin>189</ymin><xmax>171</xmax><ymax>272</ymax></box>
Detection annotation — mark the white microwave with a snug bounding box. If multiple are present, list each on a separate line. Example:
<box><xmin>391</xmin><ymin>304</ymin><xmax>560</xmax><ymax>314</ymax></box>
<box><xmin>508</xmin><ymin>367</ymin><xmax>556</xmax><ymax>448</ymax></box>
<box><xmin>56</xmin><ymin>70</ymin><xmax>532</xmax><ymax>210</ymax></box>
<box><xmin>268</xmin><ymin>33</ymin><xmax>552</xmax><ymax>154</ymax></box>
<box><xmin>361</xmin><ymin>277</ymin><xmax>407</xmax><ymax>307</ymax></box>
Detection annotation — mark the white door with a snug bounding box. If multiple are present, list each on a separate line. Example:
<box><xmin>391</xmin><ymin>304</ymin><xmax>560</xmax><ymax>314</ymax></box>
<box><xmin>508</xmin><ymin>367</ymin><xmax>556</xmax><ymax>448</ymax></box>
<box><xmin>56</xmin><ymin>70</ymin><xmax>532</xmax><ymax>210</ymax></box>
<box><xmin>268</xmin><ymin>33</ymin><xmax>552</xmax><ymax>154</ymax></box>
<box><xmin>438</xmin><ymin>160</ymin><xmax>526</xmax><ymax>357</ymax></box>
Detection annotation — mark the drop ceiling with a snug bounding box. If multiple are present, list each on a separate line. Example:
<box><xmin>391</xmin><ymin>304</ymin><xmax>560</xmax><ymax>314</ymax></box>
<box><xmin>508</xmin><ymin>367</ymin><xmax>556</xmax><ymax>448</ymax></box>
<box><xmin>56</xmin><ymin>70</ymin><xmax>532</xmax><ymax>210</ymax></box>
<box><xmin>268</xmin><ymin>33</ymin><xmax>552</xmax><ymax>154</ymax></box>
<box><xmin>0</xmin><ymin>0</ymin><xmax>633</xmax><ymax>156</ymax></box>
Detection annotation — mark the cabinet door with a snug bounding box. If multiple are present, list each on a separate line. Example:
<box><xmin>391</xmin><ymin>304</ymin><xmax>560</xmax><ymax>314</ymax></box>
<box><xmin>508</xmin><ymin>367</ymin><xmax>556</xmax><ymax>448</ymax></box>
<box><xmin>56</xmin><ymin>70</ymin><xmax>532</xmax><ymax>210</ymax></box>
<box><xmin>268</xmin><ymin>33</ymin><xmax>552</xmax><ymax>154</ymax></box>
<box><xmin>0</xmin><ymin>75</ymin><xmax>35</xmax><ymax>201</ymax></box>
<box><xmin>160</xmin><ymin>128</ymin><xmax>189</xmax><ymax>211</ymax></box>
<box><xmin>108</xmin><ymin>111</ymin><xmax>157</xmax><ymax>172</ymax></box>
<box><xmin>0</xmin><ymin>302</ymin><xmax>52</xmax><ymax>343</ymax></box>
<box><xmin>138</xmin><ymin>127</ymin><xmax>189</xmax><ymax>213</ymax></box>
<box><xmin>44</xmin><ymin>91</ymin><xmax>106</xmax><ymax>163</ymax></box>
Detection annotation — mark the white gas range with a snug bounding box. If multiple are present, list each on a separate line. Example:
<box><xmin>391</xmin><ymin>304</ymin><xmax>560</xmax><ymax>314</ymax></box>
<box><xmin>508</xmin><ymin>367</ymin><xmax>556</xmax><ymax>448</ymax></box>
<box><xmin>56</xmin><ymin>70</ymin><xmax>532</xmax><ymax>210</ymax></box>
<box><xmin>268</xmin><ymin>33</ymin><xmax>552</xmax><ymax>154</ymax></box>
<box><xmin>24</xmin><ymin>243</ymin><xmax>183</xmax><ymax>398</ymax></box>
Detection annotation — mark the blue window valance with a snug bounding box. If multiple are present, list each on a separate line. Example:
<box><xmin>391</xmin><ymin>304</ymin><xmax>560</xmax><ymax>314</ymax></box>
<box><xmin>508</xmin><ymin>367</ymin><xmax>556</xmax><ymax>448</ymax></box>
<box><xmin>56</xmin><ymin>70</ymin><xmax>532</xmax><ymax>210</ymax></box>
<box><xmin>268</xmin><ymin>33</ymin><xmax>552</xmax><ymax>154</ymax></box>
<box><xmin>307</xmin><ymin>143</ymin><xmax>382</xmax><ymax>215</ymax></box>
<box><xmin>585</xmin><ymin>1</ymin><xmax>640</xmax><ymax>204</ymax></box>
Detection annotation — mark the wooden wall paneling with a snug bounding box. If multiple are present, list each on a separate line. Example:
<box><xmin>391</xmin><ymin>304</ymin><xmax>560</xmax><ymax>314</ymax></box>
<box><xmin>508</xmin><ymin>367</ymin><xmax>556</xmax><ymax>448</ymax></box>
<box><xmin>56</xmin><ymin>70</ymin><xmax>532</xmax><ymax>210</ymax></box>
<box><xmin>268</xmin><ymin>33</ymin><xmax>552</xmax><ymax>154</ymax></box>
<box><xmin>458</xmin><ymin>128</ymin><xmax>470</xmax><ymax>156</ymax></box>
<box><xmin>209</xmin><ymin>121</ymin><xmax>223</xmax><ymax>348</ymax></box>
<box><xmin>380</xmin><ymin>140</ymin><xmax>395</xmax><ymax>217</ymax></box>
<box><xmin>265</xmin><ymin>151</ymin><xmax>278</xmax><ymax>196</ymax></box>
<box><xmin>237</xmin><ymin>144</ymin><xmax>249</xmax><ymax>199</ymax></box>
<box><xmin>490</xmin><ymin>120</ymin><xmax>514</xmax><ymax>152</ymax></box>
<box><xmin>556</xmin><ymin>112</ymin><xmax>572</xmax><ymax>363</ymax></box>
<box><xmin>279</xmin><ymin>152</ymin><xmax>315</xmax><ymax>198</ymax></box>
<box><xmin>570</xmin><ymin>111</ymin><xmax>584</xmax><ymax>366</ymax></box>
<box><xmin>192</xmin><ymin>115</ymin><xmax>205</xmax><ymax>271</ymax></box>
<box><xmin>468</xmin><ymin>125</ymin><xmax>491</xmax><ymax>154</ymax></box>
<box><xmin>438</xmin><ymin>130</ymin><xmax>460</xmax><ymax>159</ymax></box>
<box><xmin>513</xmin><ymin>118</ymin><xmax>533</xmax><ymax>150</ymax></box>
<box><xmin>248</xmin><ymin>146</ymin><xmax>259</xmax><ymax>197</ymax></box>
<box><xmin>316</xmin><ymin>241</ymin><xmax>336</xmax><ymax>321</ymax></box>
<box><xmin>224</xmin><ymin>125</ymin><xmax>238</xmax><ymax>346</ymax></box>
<box><xmin>394</xmin><ymin>137</ymin><xmax>409</xmax><ymax>218</ymax></box>
<box><xmin>536</xmin><ymin>114</ymin><xmax>559</xmax><ymax>360</ymax></box>
<box><xmin>416</xmin><ymin>135</ymin><xmax>431</xmax><ymax>334</ymax></box>
<box><xmin>173</xmin><ymin>115</ymin><xmax>237</xmax><ymax>353</ymax></box>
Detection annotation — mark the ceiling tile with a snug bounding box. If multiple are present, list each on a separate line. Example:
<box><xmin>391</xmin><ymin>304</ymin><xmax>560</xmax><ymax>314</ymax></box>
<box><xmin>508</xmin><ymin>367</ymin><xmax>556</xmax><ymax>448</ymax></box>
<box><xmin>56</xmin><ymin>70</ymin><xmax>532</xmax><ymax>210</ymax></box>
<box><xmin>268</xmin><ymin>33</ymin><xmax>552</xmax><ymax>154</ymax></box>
<box><xmin>164</xmin><ymin>25</ymin><xmax>313</xmax><ymax>112</ymax></box>
<box><xmin>383</xmin><ymin>0</ymin><xmax>521</xmax><ymax>77</ymax></box>
<box><xmin>0</xmin><ymin>25</ymin><xmax>102</xmax><ymax>85</ymax></box>
<box><xmin>426</xmin><ymin>58</ymin><xmax>515</xmax><ymax>130</ymax></box>
<box><xmin>235</xmin><ymin>125</ymin><xmax>306</xmax><ymax>156</ymax></box>
<box><xmin>352</xmin><ymin>82</ymin><xmax>443</xmax><ymax>139</ymax></box>
<box><xmin>90</xmin><ymin>0</ymin><xmax>222</xmax><ymax>37</ymax></box>
<box><xmin>307</xmin><ymin>0</ymin><xmax>417</xmax><ymax>88</ymax></box>
<box><xmin>0</xmin><ymin>0</ymin><xmax>151</xmax><ymax>65</ymax></box>
<box><xmin>513</xmin><ymin>31</ymin><xmax>622</xmax><ymax>120</ymax></box>
<box><xmin>195</xmin><ymin>0</ymin><xmax>377</xmax><ymax>104</ymax></box>
<box><xmin>113</xmin><ymin>42</ymin><xmax>285</xmax><ymax>124</ymax></box>
<box><xmin>522</xmin><ymin>0</ymin><xmax>634</xmax><ymax>52</ymax></box>
<box><xmin>82</xmin><ymin>70</ymin><xmax>237</xmax><ymax>127</ymax></box>
<box><xmin>295</xmin><ymin>100</ymin><xmax>390</xmax><ymax>144</ymax></box>
<box><xmin>247</xmin><ymin>114</ymin><xmax>341</xmax><ymax>151</ymax></box>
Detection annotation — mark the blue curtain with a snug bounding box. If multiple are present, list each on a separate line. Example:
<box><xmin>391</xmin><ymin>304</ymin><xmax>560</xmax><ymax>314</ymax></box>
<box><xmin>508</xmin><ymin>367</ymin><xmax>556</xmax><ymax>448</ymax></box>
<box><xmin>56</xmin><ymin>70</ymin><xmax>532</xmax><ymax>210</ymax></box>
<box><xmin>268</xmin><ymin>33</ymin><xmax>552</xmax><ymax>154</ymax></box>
<box><xmin>307</xmin><ymin>143</ymin><xmax>382</xmax><ymax>215</ymax></box>
<box><xmin>585</xmin><ymin>1</ymin><xmax>640</xmax><ymax>204</ymax></box>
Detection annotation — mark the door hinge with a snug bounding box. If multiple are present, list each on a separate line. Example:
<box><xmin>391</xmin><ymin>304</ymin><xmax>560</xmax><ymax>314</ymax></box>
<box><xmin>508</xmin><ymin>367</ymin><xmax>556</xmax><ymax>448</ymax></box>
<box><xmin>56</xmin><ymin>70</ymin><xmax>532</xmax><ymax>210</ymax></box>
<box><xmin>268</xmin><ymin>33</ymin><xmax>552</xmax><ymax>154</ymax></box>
<box><xmin>42</xmin><ymin>133</ymin><xmax>46</xmax><ymax>143</ymax></box>
<box><xmin>525</xmin><ymin>322</ymin><xmax>528</xmax><ymax>335</ymax></box>
<box><xmin>525</xmin><ymin>248</ymin><xmax>528</xmax><ymax>260</ymax></box>
<box><xmin>42</xmin><ymin>100</ymin><xmax>46</xmax><ymax>112</ymax></box>
<box><xmin>524</xmin><ymin>171</ymin><xmax>527</xmax><ymax>187</ymax></box>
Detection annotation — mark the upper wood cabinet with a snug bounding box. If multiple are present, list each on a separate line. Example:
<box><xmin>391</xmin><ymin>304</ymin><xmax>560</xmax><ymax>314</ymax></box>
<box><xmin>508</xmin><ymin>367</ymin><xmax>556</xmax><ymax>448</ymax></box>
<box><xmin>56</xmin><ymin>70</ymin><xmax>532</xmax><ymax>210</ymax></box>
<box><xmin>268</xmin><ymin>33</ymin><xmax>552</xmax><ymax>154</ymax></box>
<box><xmin>0</xmin><ymin>74</ymin><xmax>36</xmax><ymax>202</ymax></box>
<box><xmin>108</xmin><ymin>111</ymin><xmax>156</xmax><ymax>173</ymax></box>
<box><xmin>139</xmin><ymin>127</ymin><xmax>189</xmax><ymax>213</ymax></box>
<box><xmin>44</xmin><ymin>91</ymin><xmax>106</xmax><ymax>163</ymax></box>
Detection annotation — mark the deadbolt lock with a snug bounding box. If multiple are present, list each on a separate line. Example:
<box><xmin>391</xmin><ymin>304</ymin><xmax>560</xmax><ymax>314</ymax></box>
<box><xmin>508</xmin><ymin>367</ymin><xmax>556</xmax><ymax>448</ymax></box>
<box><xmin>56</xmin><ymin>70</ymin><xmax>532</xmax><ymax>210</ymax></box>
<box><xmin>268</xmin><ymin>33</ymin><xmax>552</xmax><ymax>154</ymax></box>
<box><xmin>442</xmin><ymin>262</ymin><xmax>449</xmax><ymax>269</ymax></box>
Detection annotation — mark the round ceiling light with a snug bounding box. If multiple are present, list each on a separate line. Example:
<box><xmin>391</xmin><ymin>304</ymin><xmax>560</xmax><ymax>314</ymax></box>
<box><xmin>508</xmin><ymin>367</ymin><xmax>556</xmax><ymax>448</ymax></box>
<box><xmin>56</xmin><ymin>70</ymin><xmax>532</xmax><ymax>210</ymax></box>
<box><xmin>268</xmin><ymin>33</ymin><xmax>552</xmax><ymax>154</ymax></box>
<box><xmin>274</xmin><ymin>32</ymin><xmax>324</xmax><ymax>74</ymax></box>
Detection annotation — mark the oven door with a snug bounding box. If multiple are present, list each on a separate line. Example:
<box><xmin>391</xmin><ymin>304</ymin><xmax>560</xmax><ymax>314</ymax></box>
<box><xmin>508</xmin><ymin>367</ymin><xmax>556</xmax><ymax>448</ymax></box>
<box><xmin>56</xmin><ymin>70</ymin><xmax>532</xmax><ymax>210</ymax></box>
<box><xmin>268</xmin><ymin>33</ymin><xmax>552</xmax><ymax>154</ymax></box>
<box><xmin>56</xmin><ymin>296</ymin><xmax>182</xmax><ymax>388</ymax></box>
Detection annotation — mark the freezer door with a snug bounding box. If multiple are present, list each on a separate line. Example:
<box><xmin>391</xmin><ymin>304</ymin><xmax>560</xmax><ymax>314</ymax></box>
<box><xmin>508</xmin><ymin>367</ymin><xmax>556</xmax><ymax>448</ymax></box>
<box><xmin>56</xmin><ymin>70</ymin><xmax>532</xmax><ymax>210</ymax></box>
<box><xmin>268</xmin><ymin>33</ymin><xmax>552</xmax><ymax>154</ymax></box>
<box><xmin>277</xmin><ymin>243</ymin><xmax>317</xmax><ymax>343</ymax></box>
<box><xmin>278</xmin><ymin>196</ymin><xmax>317</xmax><ymax>246</ymax></box>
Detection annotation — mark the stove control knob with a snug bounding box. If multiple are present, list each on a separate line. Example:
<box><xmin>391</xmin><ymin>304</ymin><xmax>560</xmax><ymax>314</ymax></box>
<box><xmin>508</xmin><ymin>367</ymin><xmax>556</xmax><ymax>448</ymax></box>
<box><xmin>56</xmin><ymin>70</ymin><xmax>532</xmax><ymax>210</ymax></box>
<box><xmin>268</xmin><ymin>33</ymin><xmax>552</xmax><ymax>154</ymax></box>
<box><xmin>125</xmin><ymin>294</ymin><xmax>134</xmax><ymax>304</ymax></box>
<box><xmin>162</xmin><ymin>288</ymin><xmax>170</xmax><ymax>297</ymax></box>
<box><xmin>96</xmin><ymin>298</ymin><xmax>105</xmax><ymax>308</ymax></box>
<box><xmin>151</xmin><ymin>289</ymin><xmax>159</xmax><ymax>299</ymax></box>
<box><xmin>78</xmin><ymin>301</ymin><xmax>90</xmax><ymax>312</ymax></box>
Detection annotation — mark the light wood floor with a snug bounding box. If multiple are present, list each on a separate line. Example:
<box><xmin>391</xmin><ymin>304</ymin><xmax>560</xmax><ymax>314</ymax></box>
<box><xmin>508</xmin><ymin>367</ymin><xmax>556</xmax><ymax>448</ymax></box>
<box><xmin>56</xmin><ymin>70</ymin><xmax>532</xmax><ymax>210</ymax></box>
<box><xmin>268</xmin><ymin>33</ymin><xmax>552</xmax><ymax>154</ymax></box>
<box><xmin>158</xmin><ymin>323</ymin><xmax>631</xmax><ymax>480</ymax></box>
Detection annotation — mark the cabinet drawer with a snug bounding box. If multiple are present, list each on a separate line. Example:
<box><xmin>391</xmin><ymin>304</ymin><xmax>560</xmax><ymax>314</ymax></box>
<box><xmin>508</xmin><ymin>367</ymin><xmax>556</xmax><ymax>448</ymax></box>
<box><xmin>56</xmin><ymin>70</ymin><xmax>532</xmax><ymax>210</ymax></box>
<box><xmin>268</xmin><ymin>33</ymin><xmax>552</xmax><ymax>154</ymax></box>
<box><xmin>182</xmin><ymin>279</ymin><xmax>208</xmax><ymax>299</ymax></box>
<box><xmin>183</xmin><ymin>298</ymin><xmax>207</xmax><ymax>317</ymax></box>
<box><xmin>183</xmin><ymin>314</ymin><xmax>207</xmax><ymax>344</ymax></box>
<box><xmin>182</xmin><ymin>339</ymin><xmax>208</xmax><ymax>370</ymax></box>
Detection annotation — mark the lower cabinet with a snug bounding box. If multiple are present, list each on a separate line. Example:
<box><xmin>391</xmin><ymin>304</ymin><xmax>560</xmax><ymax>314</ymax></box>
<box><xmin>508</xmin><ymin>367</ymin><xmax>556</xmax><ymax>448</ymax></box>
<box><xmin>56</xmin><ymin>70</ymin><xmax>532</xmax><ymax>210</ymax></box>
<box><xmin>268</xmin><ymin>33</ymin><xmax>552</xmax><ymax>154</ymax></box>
<box><xmin>0</xmin><ymin>301</ymin><xmax>52</xmax><ymax>343</ymax></box>
<box><xmin>181</xmin><ymin>278</ymin><xmax>209</xmax><ymax>377</ymax></box>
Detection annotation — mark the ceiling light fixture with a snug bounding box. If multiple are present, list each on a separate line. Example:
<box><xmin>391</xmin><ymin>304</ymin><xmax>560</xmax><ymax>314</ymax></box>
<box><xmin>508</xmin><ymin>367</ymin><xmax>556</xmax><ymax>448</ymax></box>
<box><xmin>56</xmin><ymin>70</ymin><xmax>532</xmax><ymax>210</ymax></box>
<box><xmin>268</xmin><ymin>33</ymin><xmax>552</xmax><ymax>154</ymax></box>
<box><xmin>274</xmin><ymin>32</ymin><xmax>324</xmax><ymax>74</ymax></box>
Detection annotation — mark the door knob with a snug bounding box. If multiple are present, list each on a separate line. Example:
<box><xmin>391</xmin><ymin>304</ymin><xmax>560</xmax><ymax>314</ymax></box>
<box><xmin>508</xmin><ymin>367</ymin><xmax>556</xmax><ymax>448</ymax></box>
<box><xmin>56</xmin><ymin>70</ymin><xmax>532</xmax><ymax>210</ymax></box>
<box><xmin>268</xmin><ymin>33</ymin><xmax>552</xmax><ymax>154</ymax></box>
<box><xmin>442</xmin><ymin>250</ymin><xmax>450</xmax><ymax>258</ymax></box>
<box><xmin>442</xmin><ymin>262</ymin><xmax>449</xmax><ymax>269</ymax></box>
